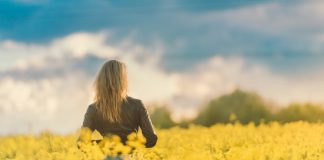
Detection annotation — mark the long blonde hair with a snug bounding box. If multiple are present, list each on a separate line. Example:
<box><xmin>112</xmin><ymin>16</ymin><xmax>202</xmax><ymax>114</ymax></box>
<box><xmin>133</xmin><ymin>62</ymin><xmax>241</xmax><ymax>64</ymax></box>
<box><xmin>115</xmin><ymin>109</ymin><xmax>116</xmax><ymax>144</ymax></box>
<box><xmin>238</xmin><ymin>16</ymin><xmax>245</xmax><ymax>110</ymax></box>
<box><xmin>94</xmin><ymin>59</ymin><xmax>128</xmax><ymax>123</ymax></box>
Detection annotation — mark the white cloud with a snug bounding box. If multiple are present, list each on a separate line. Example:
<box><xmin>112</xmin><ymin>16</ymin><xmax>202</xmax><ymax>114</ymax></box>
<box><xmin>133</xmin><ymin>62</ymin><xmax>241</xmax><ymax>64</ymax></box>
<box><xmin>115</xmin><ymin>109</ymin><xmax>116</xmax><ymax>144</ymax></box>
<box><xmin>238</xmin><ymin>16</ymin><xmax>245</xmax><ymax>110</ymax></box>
<box><xmin>217</xmin><ymin>1</ymin><xmax>324</xmax><ymax>35</ymax></box>
<box><xmin>1</xmin><ymin>31</ymin><xmax>324</xmax><ymax>134</ymax></box>
<box><xmin>0</xmin><ymin>75</ymin><xmax>92</xmax><ymax>134</ymax></box>
<box><xmin>174</xmin><ymin>55</ymin><xmax>324</xmax><ymax>115</ymax></box>
<box><xmin>0</xmin><ymin>31</ymin><xmax>178</xmax><ymax>134</ymax></box>
<box><xmin>189</xmin><ymin>0</ymin><xmax>324</xmax><ymax>52</ymax></box>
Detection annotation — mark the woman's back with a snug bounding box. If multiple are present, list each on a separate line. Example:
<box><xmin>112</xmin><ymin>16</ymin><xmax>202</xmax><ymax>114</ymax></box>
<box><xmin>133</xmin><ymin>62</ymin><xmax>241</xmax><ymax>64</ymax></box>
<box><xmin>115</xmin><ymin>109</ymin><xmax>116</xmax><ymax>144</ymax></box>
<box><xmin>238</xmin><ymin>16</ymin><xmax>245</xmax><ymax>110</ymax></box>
<box><xmin>82</xmin><ymin>95</ymin><xmax>158</xmax><ymax>148</ymax></box>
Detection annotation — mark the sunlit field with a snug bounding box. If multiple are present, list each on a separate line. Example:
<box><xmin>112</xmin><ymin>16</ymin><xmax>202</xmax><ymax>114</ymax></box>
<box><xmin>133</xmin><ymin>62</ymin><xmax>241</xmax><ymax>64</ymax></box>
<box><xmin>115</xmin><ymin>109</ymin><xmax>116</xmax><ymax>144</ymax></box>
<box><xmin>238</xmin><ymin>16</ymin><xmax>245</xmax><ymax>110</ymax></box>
<box><xmin>1</xmin><ymin>121</ymin><xmax>324</xmax><ymax>160</ymax></box>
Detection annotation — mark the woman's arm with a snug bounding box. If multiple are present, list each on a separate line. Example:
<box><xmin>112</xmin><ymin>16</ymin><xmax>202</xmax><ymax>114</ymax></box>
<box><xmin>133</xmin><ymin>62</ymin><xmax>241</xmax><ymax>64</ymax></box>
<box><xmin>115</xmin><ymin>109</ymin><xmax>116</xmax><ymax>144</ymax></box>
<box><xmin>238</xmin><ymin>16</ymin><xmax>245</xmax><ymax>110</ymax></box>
<box><xmin>82</xmin><ymin>104</ymin><xmax>95</xmax><ymax>130</ymax></box>
<box><xmin>137</xmin><ymin>100</ymin><xmax>158</xmax><ymax>148</ymax></box>
<box><xmin>77</xmin><ymin>105</ymin><xmax>95</xmax><ymax>147</ymax></box>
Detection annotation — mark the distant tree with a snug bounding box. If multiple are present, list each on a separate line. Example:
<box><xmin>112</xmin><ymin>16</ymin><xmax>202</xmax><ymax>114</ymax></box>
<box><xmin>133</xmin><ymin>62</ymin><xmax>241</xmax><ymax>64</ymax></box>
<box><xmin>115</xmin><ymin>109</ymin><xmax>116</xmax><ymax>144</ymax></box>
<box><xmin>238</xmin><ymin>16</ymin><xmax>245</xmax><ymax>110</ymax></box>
<box><xmin>195</xmin><ymin>89</ymin><xmax>272</xmax><ymax>126</ymax></box>
<box><xmin>177</xmin><ymin>120</ymin><xmax>191</xmax><ymax>128</ymax></box>
<box><xmin>275</xmin><ymin>103</ymin><xmax>324</xmax><ymax>123</ymax></box>
<box><xmin>150</xmin><ymin>106</ymin><xmax>176</xmax><ymax>129</ymax></box>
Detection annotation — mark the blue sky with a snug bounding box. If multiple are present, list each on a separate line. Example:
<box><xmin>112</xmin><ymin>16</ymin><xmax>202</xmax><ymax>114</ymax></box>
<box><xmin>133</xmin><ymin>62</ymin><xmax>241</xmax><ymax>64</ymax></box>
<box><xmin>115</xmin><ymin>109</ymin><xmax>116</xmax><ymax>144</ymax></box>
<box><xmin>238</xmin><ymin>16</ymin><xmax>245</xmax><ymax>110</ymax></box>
<box><xmin>1</xmin><ymin>0</ymin><xmax>324</xmax><ymax>73</ymax></box>
<box><xmin>1</xmin><ymin>0</ymin><xmax>324</xmax><ymax>134</ymax></box>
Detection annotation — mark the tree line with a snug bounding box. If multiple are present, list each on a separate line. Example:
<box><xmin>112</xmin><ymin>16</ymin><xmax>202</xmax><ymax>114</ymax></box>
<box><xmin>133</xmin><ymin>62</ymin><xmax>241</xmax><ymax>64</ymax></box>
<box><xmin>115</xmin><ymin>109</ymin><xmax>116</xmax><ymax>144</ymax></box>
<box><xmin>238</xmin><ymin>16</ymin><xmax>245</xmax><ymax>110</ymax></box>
<box><xmin>150</xmin><ymin>89</ymin><xmax>324</xmax><ymax>128</ymax></box>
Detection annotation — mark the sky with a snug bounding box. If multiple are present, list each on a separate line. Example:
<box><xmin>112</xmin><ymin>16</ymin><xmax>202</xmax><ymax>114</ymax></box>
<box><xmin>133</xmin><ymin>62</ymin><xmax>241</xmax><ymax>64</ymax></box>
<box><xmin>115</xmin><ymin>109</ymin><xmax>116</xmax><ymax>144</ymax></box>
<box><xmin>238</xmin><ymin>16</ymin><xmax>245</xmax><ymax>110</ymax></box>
<box><xmin>1</xmin><ymin>0</ymin><xmax>324</xmax><ymax>134</ymax></box>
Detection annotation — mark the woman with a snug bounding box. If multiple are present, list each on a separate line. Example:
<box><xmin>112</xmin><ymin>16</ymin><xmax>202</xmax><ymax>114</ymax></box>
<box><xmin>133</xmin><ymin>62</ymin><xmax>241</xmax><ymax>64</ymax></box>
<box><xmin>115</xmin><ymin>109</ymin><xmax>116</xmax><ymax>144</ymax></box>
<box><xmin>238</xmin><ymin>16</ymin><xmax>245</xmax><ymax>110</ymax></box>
<box><xmin>81</xmin><ymin>60</ymin><xmax>158</xmax><ymax>159</ymax></box>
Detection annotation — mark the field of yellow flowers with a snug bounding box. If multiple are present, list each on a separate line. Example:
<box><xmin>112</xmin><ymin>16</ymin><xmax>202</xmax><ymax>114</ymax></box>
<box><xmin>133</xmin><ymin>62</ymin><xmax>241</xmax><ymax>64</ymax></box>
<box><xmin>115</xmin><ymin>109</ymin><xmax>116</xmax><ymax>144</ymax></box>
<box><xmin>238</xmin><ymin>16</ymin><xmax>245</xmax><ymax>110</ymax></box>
<box><xmin>1</xmin><ymin>121</ymin><xmax>324</xmax><ymax>160</ymax></box>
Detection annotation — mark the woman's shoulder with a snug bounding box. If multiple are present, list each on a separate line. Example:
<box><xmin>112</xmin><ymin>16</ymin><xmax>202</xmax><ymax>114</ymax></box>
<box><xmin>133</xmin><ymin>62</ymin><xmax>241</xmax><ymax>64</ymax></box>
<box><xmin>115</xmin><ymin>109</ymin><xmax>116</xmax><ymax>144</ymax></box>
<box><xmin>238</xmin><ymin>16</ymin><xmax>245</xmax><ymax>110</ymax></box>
<box><xmin>126</xmin><ymin>95</ymin><xmax>140</xmax><ymax>102</ymax></box>
<box><xmin>86</xmin><ymin>102</ymin><xmax>97</xmax><ymax>113</ymax></box>
<box><xmin>88</xmin><ymin>102</ymin><xmax>96</xmax><ymax>108</ymax></box>
<box><xmin>126</xmin><ymin>96</ymin><xmax>144</xmax><ymax>108</ymax></box>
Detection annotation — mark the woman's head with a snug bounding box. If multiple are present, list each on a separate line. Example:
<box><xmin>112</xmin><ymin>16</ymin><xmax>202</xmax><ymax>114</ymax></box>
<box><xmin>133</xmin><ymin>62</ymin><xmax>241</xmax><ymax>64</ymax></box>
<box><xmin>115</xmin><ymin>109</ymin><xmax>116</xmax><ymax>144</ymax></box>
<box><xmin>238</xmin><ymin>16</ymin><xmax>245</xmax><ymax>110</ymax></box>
<box><xmin>94</xmin><ymin>59</ymin><xmax>128</xmax><ymax>123</ymax></box>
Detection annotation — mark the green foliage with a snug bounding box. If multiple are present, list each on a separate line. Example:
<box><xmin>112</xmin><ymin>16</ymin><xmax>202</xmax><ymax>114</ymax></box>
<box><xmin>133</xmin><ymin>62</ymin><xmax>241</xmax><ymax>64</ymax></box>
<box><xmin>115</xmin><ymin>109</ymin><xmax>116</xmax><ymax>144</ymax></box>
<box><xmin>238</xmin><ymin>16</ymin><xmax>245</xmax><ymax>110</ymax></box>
<box><xmin>194</xmin><ymin>89</ymin><xmax>272</xmax><ymax>126</ymax></box>
<box><xmin>275</xmin><ymin>103</ymin><xmax>324</xmax><ymax>123</ymax></box>
<box><xmin>150</xmin><ymin>107</ymin><xmax>176</xmax><ymax>129</ymax></box>
<box><xmin>149</xmin><ymin>89</ymin><xmax>324</xmax><ymax>128</ymax></box>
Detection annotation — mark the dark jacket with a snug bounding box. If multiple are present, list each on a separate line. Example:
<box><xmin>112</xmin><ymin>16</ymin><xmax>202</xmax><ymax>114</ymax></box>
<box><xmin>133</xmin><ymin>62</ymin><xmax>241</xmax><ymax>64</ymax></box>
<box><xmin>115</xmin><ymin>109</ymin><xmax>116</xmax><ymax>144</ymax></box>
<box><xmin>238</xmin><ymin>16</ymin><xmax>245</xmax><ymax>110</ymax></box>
<box><xmin>82</xmin><ymin>96</ymin><xmax>158</xmax><ymax>148</ymax></box>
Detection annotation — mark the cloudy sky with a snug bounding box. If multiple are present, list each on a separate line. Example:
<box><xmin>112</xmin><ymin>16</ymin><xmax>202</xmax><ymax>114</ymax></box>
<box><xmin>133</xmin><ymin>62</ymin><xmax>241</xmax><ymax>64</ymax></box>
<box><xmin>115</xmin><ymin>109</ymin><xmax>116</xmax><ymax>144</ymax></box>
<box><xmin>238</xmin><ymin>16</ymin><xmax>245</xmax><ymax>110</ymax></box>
<box><xmin>1</xmin><ymin>0</ymin><xmax>324</xmax><ymax>134</ymax></box>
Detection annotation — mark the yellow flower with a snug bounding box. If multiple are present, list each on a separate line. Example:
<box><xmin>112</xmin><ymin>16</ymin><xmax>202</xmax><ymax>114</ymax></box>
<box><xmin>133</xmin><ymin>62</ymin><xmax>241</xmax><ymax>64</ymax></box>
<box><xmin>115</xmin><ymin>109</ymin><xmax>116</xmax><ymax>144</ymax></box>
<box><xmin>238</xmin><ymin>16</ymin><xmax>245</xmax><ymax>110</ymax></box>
<box><xmin>3</xmin><ymin>121</ymin><xmax>324</xmax><ymax>160</ymax></box>
<box><xmin>78</xmin><ymin>127</ymin><xmax>92</xmax><ymax>143</ymax></box>
<box><xmin>127</xmin><ymin>132</ymin><xmax>137</xmax><ymax>141</ymax></box>
<box><xmin>91</xmin><ymin>130</ymin><xmax>103</xmax><ymax>141</ymax></box>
